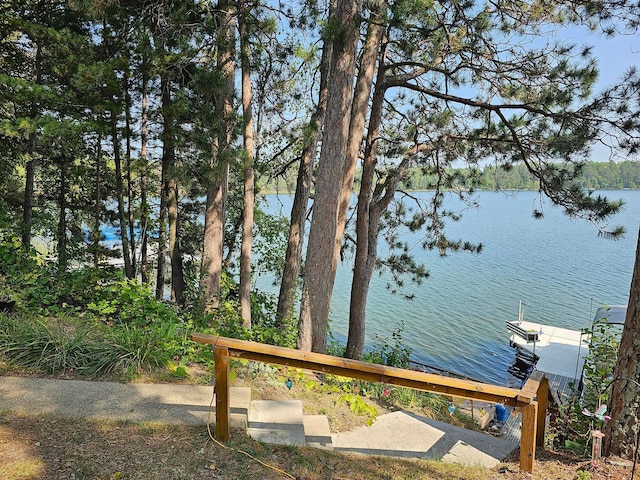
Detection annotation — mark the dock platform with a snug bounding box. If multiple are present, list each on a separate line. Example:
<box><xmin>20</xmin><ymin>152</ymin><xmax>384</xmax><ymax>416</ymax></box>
<box><xmin>507</xmin><ymin>320</ymin><xmax>588</xmax><ymax>401</ymax></box>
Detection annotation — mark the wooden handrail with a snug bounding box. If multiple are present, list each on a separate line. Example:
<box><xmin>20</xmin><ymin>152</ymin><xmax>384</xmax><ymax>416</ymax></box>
<box><xmin>192</xmin><ymin>333</ymin><xmax>548</xmax><ymax>473</ymax></box>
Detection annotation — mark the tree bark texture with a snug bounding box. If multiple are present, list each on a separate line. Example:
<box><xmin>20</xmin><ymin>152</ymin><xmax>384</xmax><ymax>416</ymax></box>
<box><xmin>167</xmin><ymin>178</ymin><xmax>185</xmax><ymax>305</ymax></box>
<box><xmin>139</xmin><ymin>71</ymin><xmax>149</xmax><ymax>284</ymax></box>
<box><xmin>604</xmin><ymin>226</ymin><xmax>640</xmax><ymax>459</ymax></box>
<box><xmin>22</xmin><ymin>37</ymin><xmax>42</xmax><ymax>249</ymax></box>
<box><xmin>159</xmin><ymin>73</ymin><xmax>185</xmax><ymax>305</ymax></box>
<box><xmin>111</xmin><ymin>110</ymin><xmax>133</xmax><ymax>279</ymax></box>
<box><xmin>276</xmin><ymin>40</ymin><xmax>331</xmax><ymax>326</ymax></box>
<box><xmin>336</xmin><ymin>5</ymin><xmax>384</xmax><ymax>252</ymax></box>
<box><xmin>345</xmin><ymin>34</ymin><xmax>387</xmax><ymax>359</ymax></box>
<box><xmin>123</xmin><ymin>72</ymin><xmax>137</xmax><ymax>275</ymax></box>
<box><xmin>200</xmin><ymin>2</ymin><xmax>236</xmax><ymax>312</ymax></box>
<box><xmin>155</xmin><ymin>75</ymin><xmax>170</xmax><ymax>300</ymax></box>
<box><xmin>155</xmin><ymin>166</ymin><xmax>167</xmax><ymax>300</ymax></box>
<box><xmin>56</xmin><ymin>151</ymin><xmax>68</xmax><ymax>271</ymax></box>
<box><xmin>239</xmin><ymin>3</ymin><xmax>255</xmax><ymax>328</ymax></box>
<box><xmin>298</xmin><ymin>0</ymin><xmax>362</xmax><ymax>353</ymax></box>
<box><xmin>92</xmin><ymin>135</ymin><xmax>102</xmax><ymax>268</ymax></box>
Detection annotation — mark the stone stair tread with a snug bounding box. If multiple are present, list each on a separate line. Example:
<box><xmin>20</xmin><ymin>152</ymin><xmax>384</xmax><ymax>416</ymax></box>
<box><xmin>303</xmin><ymin>415</ymin><xmax>333</xmax><ymax>450</ymax></box>
<box><xmin>246</xmin><ymin>400</ymin><xmax>306</xmax><ymax>446</ymax></box>
<box><xmin>212</xmin><ymin>386</ymin><xmax>251</xmax><ymax>429</ymax></box>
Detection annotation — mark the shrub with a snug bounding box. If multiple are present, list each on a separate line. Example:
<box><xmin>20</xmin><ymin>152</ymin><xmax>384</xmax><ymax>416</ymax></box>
<box><xmin>87</xmin><ymin>278</ymin><xmax>181</xmax><ymax>326</ymax></box>
<box><xmin>0</xmin><ymin>316</ymin><xmax>93</xmax><ymax>374</ymax></box>
<box><xmin>364</xmin><ymin>321</ymin><xmax>411</xmax><ymax>369</ymax></box>
<box><xmin>0</xmin><ymin>315</ymin><xmax>180</xmax><ymax>379</ymax></box>
<box><xmin>82</xmin><ymin>322</ymin><xmax>176</xmax><ymax>377</ymax></box>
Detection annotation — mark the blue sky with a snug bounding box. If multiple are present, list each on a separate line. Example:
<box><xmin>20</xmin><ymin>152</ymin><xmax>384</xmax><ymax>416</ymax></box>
<box><xmin>554</xmin><ymin>26</ymin><xmax>640</xmax><ymax>161</ymax></box>
<box><xmin>579</xmin><ymin>30</ymin><xmax>639</xmax><ymax>90</ymax></box>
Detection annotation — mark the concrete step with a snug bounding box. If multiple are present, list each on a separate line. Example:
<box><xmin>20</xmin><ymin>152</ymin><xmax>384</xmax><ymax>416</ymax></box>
<box><xmin>246</xmin><ymin>400</ymin><xmax>306</xmax><ymax>446</ymax></box>
<box><xmin>303</xmin><ymin>414</ymin><xmax>333</xmax><ymax>450</ymax></box>
<box><xmin>213</xmin><ymin>386</ymin><xmax>252</xmax><ymax>430</ymax></box>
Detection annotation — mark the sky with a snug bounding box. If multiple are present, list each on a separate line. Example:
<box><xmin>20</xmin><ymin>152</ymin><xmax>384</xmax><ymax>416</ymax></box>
<box><xmin>579</xmin><ymin>28</ymin><xmax>639</xmax><ymax>161</ymax></box>
<box><xmin>578</xmin><ymin>29</ymin><xmax>639</xmax><ymax>90</ymax></box>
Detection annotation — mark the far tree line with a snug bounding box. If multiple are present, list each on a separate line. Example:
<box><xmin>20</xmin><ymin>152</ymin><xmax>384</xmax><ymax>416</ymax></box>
<box><xmin>270</xmin><ymin>161</ymin><xmax>640</xmax><ymax>192</ymax></box>
<box><xmin>2</xmin><ymin>0</ymin><xmax>640</xmax><ymax>459</ymax></box>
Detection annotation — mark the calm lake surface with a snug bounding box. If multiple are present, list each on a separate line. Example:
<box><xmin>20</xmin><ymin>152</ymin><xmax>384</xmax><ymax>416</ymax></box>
<box><xmin>263</xmin><ymin>190</ymin><xmax>640</xmax><ymax>386</ymax></box>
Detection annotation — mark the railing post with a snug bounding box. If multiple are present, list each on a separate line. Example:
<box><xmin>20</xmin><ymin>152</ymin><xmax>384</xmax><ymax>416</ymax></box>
<box><xmin>536</xmin><ymin>376</ymin><xmax>549</xmax><ymax>447</ymax></box>
<box><xmin>214</xmin><ymin>346</ymin><xmax>230</xmax><ymax>441</ymax></box>
<box><xmin>520</xmin><ymin>401</ymin><xmax>538</xmax><ymax>473</ymax></box>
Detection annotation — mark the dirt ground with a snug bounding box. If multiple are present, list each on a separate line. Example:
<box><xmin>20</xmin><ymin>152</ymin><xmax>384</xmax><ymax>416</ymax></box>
<box><xmin>0</xmin><ymin>362</ymin><xmax>637</xmax><ymax>479</ymax></box>
<box><xmin>0</xmin><ymin>411</ymin><xmax>635</xmax><ymax>480</ymax></box>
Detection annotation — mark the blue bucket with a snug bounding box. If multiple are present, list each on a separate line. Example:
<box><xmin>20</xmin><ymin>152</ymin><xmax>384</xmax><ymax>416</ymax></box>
<box><xmin>495</xmin><ymin>404</ymin><xmax>509</xmax><ymax>422</ymax></box>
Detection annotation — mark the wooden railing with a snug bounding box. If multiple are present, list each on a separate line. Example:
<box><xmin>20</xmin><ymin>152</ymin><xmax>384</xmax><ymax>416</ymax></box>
<box><xmin>191</xmin><ymin>334</ymin><xmax>549</xmax><ymax>473</ymax></box>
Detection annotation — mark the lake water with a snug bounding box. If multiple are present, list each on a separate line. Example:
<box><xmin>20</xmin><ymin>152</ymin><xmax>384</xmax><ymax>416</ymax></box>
<box><xmin>262</xmin><ymin>190</ymin><xmax>640</xmax><ymax>386</ymax></box>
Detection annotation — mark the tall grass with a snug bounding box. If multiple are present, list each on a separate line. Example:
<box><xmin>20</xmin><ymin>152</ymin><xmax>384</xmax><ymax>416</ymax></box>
<box><xmin>83</xmin><ymin>323</ymin><xmax>175</xmax><ymax>377</ymax></box>
<box><xmin>0</xmin><ymin>316</ymin><xmax>92</xmax><ymax>374</ymax></box>
<box><xmin>0</xmin><ymin>314</ymin><xmax>175</xmax><ymax>378</ymax></box>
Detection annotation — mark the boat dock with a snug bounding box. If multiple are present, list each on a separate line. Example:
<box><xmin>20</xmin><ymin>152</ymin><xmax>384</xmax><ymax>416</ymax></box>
<box><xmin>505</xmin><ymin>305</ymin><xmax>627</xmax><ymax>403</ymax></box>
<box><xmin>507</xmin><ymin>320</ymin><xmax>588</xmax><ymax>401</ymax></box>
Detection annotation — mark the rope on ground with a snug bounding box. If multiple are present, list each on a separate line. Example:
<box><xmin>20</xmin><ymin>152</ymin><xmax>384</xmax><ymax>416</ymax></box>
<box><xmin>206</xmin><ymin>382</ymin><xmax>297</xmax><ymax>480</ymax></box>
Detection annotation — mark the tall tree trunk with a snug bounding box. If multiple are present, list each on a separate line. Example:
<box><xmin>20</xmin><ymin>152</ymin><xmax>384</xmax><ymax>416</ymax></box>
<box><xmin>168</xmin><ymin>175</ymin><xmax>185</xmax><ymax>305</ymax></box>
<box><xmin>123</xmin><ymin>71</ymin><xmax>137</xmax><ymax>274</ymax></box>
<box><xmin>298</xmin><ymin>0</ymin><xmax>362</xmax><ymax>353</ymax></box>
<box><xmin>56</xmin><ymin>151</ymin><xmax>68</xmax><ymax>271</ymax></box>
<box><xmin>155</xmin><ymin>165</ymin><xmax>167</xmax><ymax>300</ymax></box>
<box><xmin>111</xmin><ymin>110</ymin><xmax>133</xmax><ymax>278</ymax></box>
<box><xmin>155</xmin><ymin>75</ymin><xmax>170</xmax><ymax>300</ymax></box>
<box><xmin>239</xmin><ymin>2</ymin><xmax>255</xmax><ymax>328</ymax></box>
<box><xmin>22</xmin><ymin>154</ymin><xmax>35</xmax><ymax>249</ymax></box>
<box><xmin>159</xmin><ymin>74</ymin><xmax>185</xmax><ymax>305</ymax></box>
<box><xmin>276</xmin><ymin>36</ymin><xmax>331</xmax><ymax>327</ymax></box>
<box><xmin>345</xmin><ymin>34</ymin><xmax>387</xmax><ymax>359</ymax></box>
<box><xmin>22</xmin><ymin>37</ymin><xmax>42</xmax><ymax>249</ymax></box>
<box><xmin>336</xmin><ymin>5</ymin><xmax>384</xmax><ymax>254</ymax></box>
<box><xmin>92</xmin><ymin>134</ymin><xmax>102</xmax><ymax>267</ymax></box>
<box><xmin>604</xmin><ymin>226</ymin><xmax>640</xmax><ymax>459</ymax></box>
<box><xmin>200</xmin><ymin>1</ymin><xmax>236</xmax><ymax>312</ymax></box>
<box><xmin>140</xmin><ymin>70</ymin><xmax>149</xmax><ymax>284</ymax></box>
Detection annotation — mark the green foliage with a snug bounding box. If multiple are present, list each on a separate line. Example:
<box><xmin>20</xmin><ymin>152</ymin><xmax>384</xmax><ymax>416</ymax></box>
<box><xmin>0</xmin><ymin>314</ymin><xmax>179</xmax><ymax>378</ymax></box>
<box><xmin>548</xmin><ymin>391</ymin><xmax>589</xmax><ymax>455</ymax></box>
<box><xmin>337</xmin><ymin>393</ymin><xmax>378</xmax><ymax>426</ymax></box>
<box><xmin>251</xmin><ymin>208</ymin><xmax>290</xmax><ymax>280</ymax></box>
<box><xmin>364</xmin><ymin>321</ymin><xmax>411</xmax><ymax>369</ymax></box>
<box><xmin>87</xmin><ymin>278</ymin><xmax>181</xmax><ymax>326</ymax></box>
<box><xmin>582</xmin><ymin>310</ymin><xmax>620</xmax><ymax>407</ymax></box>
<box><xmin>0</xmin><ymin>316</ymin><xmax>92</xmax><ymax>374</ymax></box>
<box><xmin>18</xmin><ymin>264</ymin><xmax>120</xmax><ymax>314</ymax></box>
<box><xmin>401</xmin><ymin>161</ymin><xmax>640</xmax><ymax>192</ymax></box>
<box><xmin>549</xmin><ymin>310</ymin><xmax>620</xmax><ymax>457</ymax></box>
<box><xmin>575</xmin><ymin>469</ymin><xmax>591</xmax><ymax>480</ymax></box>
<box><xmin>206</xmin><ymin>275</ymin><xmax>297</xmax><ymax>349</ymax></box>
<box><xmin>82</xmin><ymin>322</ymin><xmax>176</xmax><ymax>377</ymax></box>
<box><xmin>0</xmin><ymin>236</ymin><xmax>41</xmax><ymax>280</ymax></box>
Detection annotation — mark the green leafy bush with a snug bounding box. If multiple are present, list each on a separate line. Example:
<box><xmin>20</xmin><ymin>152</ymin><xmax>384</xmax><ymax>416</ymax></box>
<box><xmin>21</xmin><ymin>264</ymin><xmax>120</xmax><ymax>314</ymax></box>
<box><xmin>87</xmin><ymin>278</ymin><xmax>181</xmax><ymax>326</ymax></box>
<box><xmin>364</xmin><ymin>321</ymin><xmax>411</xmax><ymax>368</ymax></box>
<box><xmin>548</xmin><ymin>309</ymin><xmax>620</xmax><ymax>456</ymax></box>
<box><xmin>205</xmin><ymin>276</ymin><xmax>296</xmax><ymax>349</ymax></box>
